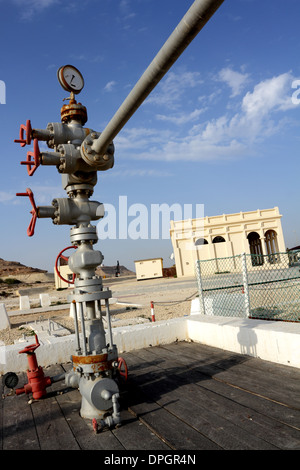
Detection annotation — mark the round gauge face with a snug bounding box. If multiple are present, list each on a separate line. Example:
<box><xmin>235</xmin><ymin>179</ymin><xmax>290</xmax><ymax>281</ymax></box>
<box><xmin>3</xmin><ymin>371</ymin><xmax>19</xmax><ymax>389</ymax></box>
<box><xmin>57</xmin><ymin>65</ymin><xmax>84</xmax><ymax>94</ymax></box>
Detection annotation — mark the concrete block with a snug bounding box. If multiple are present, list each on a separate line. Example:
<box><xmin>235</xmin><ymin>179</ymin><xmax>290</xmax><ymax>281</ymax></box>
<box><xmin>190</xmin><ymin>297</ymin><xmax>201</xmax><ymax>315</ymax></box>
<box><xmin>0</xmin><ymin>303</ymin><xmax>11</xmax><ymax>330</ymax></box>
<box><xmin>111</xmin><ymin>317</ymin><xmax>187</xmax><ymax>354</ymax></box>
<box><xmin>19</xmin><ymin>295</ymin><xmax>30</xmax><ymax>310</ymax></box>
<box><xmin>0</xmin><ymin>335</ymin><xmax>77</xmax><ymax>373</ymax></box>
<box><xmin>187</xmin><ymin>315</ymin><xmax>300</xmax><ymax>368</ymax></box>
<box><xmin>39</xmin><ymin>293</ymin><xmax>51</xmax><ymax>307</ymax></box>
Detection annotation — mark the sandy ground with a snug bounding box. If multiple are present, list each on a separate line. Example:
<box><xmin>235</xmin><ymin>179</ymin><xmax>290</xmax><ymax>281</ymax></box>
<box><xmin>0</xmin><ymin>275</ymin><xmax>198</xmax><ymax>345</ymax></box>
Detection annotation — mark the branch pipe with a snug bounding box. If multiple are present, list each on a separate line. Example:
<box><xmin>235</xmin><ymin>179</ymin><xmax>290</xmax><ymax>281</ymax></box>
<box><xmin>90</xmin><ymin>0</ymin><xmax>224</xmax><ymax>156</ymax></box>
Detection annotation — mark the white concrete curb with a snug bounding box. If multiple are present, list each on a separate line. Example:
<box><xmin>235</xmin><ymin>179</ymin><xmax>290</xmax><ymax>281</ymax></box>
<box><xmin>1</xmin><ymin>313</ymin><xmax>300</xmax><ymax>374</ymax></box>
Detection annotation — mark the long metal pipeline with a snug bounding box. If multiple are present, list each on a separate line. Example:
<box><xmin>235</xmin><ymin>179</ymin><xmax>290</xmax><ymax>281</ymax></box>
<box><xmin>92</xmin><ymin>0</ymin><xmax>224</xmax><ymax>156</ymax></box>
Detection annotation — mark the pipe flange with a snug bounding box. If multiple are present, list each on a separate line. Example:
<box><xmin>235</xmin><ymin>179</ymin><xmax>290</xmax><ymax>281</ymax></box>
<box><xmin>65</xmin><ymin>183</ymin><xmax>95</xmax><ymax>197</ymax></box>
<box><xmin>81</xmin><ymin>135</ymin><xmax>114</xmax><ymax>171</ymax></box>
<box><xmin>74</xmin><ymin>277</ymin><xmax>104</xmax><ymax>288</ymax></box>
<box><xmin>69</xmin><ymin>291</ymin><xmax>111</xmax><ymax>303</ymax></box>
<box><xmin>72</xmin><ymin>353</ymin><xmax>112</xmax><ymax>374</ymax></box>
<box><xmin>70</xmin><ymin>226</ymin><xmax>98</xmax><ymax>244</ymax></box>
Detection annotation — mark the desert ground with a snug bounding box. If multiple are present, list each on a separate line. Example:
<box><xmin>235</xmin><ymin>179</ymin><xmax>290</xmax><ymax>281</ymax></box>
<box><xmin>0</xmin><ymin>259</ymin><xmax>198</xmax><ymax>345</ymax></box>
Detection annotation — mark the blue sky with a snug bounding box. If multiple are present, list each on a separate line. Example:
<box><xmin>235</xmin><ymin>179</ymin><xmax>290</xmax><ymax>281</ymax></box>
<box><xmin>1</xmin><ymin>0</ymin><xmax>300</xmax><ymax>272</ymax></box>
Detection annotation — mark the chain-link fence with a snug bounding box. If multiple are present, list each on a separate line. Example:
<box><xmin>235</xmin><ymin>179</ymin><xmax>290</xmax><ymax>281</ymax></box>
<box><xmin>195</xmin><ymin>250</ymin><xmax>300</xmax><ymax>322</ymax></box>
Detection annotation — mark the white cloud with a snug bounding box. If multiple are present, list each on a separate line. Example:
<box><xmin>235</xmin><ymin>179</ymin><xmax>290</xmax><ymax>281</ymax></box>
<box><xmin>12</xmin><ymin>0</ymin><xmax>59</xmax><ymax>20</ymax></box>
<box><xmin>242</xmin><ymin>72</ymin><xmax>295</xmax><ymax>116</ymax></box>
<box><xmin>0</xmin><ymin>192</ymin><xmax>16</xmax><ymax>204</ymax></box>
<box><xmin>104</xmin><ymin>81</ymin><xmax>117</xmax><ymax>92</ymax></box>
<box><xmin>106</xmin><ymin>168</ymin><xmax>174</xmax><ymax>178</ymax></box>
<box><xmin>156</xmin><ymin>108</ymin><xmax>206</xmax><ymax>126</ymax></box>
<box><xmin>218</xmin><ymin>67</ymin><xmax>249</xmax><ymax>97</ymax></box>
<box><xmin>118</xmin><ymin>0</ymin><xmax>136</xmax><ymax>28</ymax></box>
<box><xmin>146</xmin><ymin>71</ymin><xmax>203</xmax><ymax>110</ymax></box>
<box><xmin>115</xmin><ymin>127</ymin><xmax>173</xmax><ymax>149</ymax></box>
<box><xmin>118</xmin><ymin>71</ymin><xmax>297</xmax><ymax>163</ymax></box>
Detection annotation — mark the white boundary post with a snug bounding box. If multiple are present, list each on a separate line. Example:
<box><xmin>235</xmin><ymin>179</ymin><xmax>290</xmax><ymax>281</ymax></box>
<box><xmin>195</xmin><ymin>261</ymin><xmax>206</xmax><ymax>315</ymax></box>
<box><xmin>241</xmin><ymin>253</ymin><xmax>250</xmax><ymax>317</ymax></box>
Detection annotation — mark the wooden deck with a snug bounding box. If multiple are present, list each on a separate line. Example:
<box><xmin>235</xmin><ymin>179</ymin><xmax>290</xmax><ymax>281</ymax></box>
<box><xmin>1</xmin><ymin>341</ymin><xmax>300</xmax><ymax>451</ymax></box>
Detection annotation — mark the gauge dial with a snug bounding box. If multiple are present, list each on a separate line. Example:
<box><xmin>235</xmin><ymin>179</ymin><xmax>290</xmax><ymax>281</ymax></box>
<box><xmin>57</xmin><ymin>65</ymin><xmax>84</xmax><ymax>94</ymax></box>
<box><xmin>2</xmin><ymin>372</ymin><xmax>19</xmax><ymax>389</ymax></box>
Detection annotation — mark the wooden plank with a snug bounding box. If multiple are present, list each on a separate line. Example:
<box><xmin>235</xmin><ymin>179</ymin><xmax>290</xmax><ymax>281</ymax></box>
<box><xmin>186</xmin><ymin>341</ymin><xmax>299</xmax><ymax>381</ymax></box>
<box><xmin>124</xmin><ymin>353</ymin><xmax>221</xmax><ymax>450</ymax></box>
<box><xmin>112</xmin><ymin>409</ymin><xmax>171</xmax><ymax>450</ymax></box>
<box><xmin>192</xmin><ymin>365</ymin><xmax>300</xmax><ymax>430</ymax></box>
<box><xmin>182</xmin><ymin>341</ymin><xmax>300</xmax><ymax>397</ymax></box>
<box><xmin>2</xmin><ymin>342</ymin><xmax>299</xmax><ymax>450</ymax></box>
<box><xmin>177</xmin><ymin>341</ymin><xmax>300</xmax><ymax>400</ymax></box>
<box><xmin>152</xmin><ymin>342</ymin><xmax>300</xmax><ymax>408</ymax></box>
<box><xmin>129</xmin><ymin>399</ymin><xmax>221</xmax><ymax>450</ymax></box>
<box><xmin>124</xmin><ymin>350</ymin><xmax>277</xmax><ymax>450</ymax></box>
<box><xmin>28</xmin><ymin>364</ymin><xmax>80</xmax><ymax>450</ymax></box>
<box><xmin>2</xmin><ymin>372</ymin><xmax>40</xmax><ymax>450</ymax></box>
<box><xmin>54</xmin><ymin>368</ymin><xmax>170</xmax><ymax>450</ymax></box>
<box><xmin>124</xmin><ymin>346</ymin><xmax>300</xmax><ymax>450</ymax></box>
<box><xmin>46</xmin><ymin>363</ymin><xmax>124</xmax><ymax>450</ymax></box>
<box><xmin>55</xmin><ymin>387</ymin><xmax>125</xmax><ymax>450</ymax></box>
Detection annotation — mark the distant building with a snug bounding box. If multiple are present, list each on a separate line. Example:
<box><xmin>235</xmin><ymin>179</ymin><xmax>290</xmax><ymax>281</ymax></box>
<box><xmin>134</xmin><ymin>258</ymin><xmax>163</xmax><ymax>280</ymax></box>
<box><xmin>54</xmin><ymin>265</ymin><xmax>74</xmax><ymax>289</ymax></box>
<box><xmin>170</xmin><ymin>207</ymin><xmax>286</xmax><ymax>277</ymax></box>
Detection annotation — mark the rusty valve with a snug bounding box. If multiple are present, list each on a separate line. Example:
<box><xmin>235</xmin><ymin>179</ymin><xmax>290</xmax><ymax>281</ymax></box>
<box><xmin>14</xmin><ymin>119</ymin><xmax>32</xmax><ymax>147</ymax></box>
<box><xmin>20</xmin><ymin>138</ymin><xmax>40</xmax><ymax>176</ymax></box>
<box><xmin>16</xmin><ymin>188</ymin><xmax>38</xmax><ymax>237</ymax></box>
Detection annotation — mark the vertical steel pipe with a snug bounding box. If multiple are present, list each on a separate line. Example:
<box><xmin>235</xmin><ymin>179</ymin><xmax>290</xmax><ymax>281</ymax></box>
<box><xmin>77</xmin><ymin>302</ymin><xmax>88</xmax><ymax>356</ymax></box>
<box><xmin>71</xmin><ymin>301</ymin><xmax>81</xmax><ymax>355</ymax></box>
<box><xmin>105</xmin><ymin>298</ymin><xmax>114</xmax><ymax>349</ymax></box>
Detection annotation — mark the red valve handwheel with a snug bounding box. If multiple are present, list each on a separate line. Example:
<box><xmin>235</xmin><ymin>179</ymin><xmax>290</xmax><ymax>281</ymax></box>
<box><xmin>18</xmin><ymin>334</ymin><xmax>40</xmax><ymax>355</ymax></box>
<box><xmin>16</xmin><ymin>188</ymin><xmax>38</xmax><ymax>237</ymax></box>
<box><xmin>14</xmin><ymin>120</ymin><xmax>32</xmax><ymax>147</ymax></box>
<box><xmin>20</xmin><ymin>138</ymin><xmax>40</xmax><ymax>176</ymax></box>
<box><xmin>55</xmin><ymin>246</ymin><xmax>77</xmax><ymax>284</ymax></box>
<box><xmin>117</xmin><ymin>357</ymin><xmax>128</xmax><ymax>381</ymax></box>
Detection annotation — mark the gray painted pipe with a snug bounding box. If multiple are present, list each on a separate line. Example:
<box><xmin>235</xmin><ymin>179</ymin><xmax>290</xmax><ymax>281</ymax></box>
<box><xmin>92</xmin><ymin>0</ymin><xmax>224</xmax><ymax>156</ymax></box>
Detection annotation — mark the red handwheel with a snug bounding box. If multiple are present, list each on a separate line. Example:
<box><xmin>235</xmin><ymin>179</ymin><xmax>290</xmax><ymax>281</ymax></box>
<box><xmin>55</xmin><ymin>246</ymin><xmax>77</xmax><ymax>284</ymax></box>
<box><xmin>20</xmin><ymin>138</ymin><xmax>40</xmax><ymax>176</ymax></box>
<box><xmin>16</xmin><ymin>188</ymin><xmax>38</xmax><ymax>237</ymax></box>
<box><xmin>14</xmin><ymin>120</ymin><xmax>32</xmax><ymax>147</ymax></box>
<box><xmin>117</xmin><ymin>357</ymin><xmax>128</xmax><ymax>381</ymax></box>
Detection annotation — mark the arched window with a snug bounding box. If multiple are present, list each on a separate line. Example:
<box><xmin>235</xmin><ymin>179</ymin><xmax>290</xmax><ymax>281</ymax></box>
<box><xmin>265</xmin><ymin>230</ymin><xmax>279</xmax><ymax>264</ymax></box>
<box><xmin>212</xmin><ymin>236</ymin><xmax>225</xmax><ymax>243</ymax></box>
<box><xmin>247</xmin><ymin>232</ymin><xmax>264</xmax><ymax>266</ymax></box>
<box><xmin>195</xmin><ymin>238</ymin><xmax>208</xmax><ymax>246</ymax></box>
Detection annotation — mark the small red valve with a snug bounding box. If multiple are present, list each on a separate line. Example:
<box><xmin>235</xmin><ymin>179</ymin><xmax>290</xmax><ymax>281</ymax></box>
<box><xmin>14</xmin><ymin>120</ymin><xmax>32</xmax><ymax>147</ymax></box>
<box><xmin>16</xmin><ymin>335</ymin><xmax>52</xmax><ymax>400</ymax></box>
<box><xmin>20</xmin><ymin>138</ymin><xmax>40</xmax><ymax>176</ymax></box>
<box><xmin>18</xmin><ymin>333</ymin><xmax>40</xmax><ymax>355</ymax></box>
<box><xmin>16</xmin><ymin>188</ymin><xmax>38</xmax><ymax>237</ymax></box>
<box><xmin>55</xmin><ymin>246</ymin><xmax>77</xmax><ymax>284</ymax></box>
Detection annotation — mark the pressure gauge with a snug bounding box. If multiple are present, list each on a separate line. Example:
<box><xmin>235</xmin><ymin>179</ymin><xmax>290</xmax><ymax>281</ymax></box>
<box><xmin>2</xmin><ymin>371</ymin><xmax>19</xmax><ymax>389</ymax></box>
<box><xmin>57</xmin><ymin>65</ymin><xmax>84</xmax><ymax>94</ymax></box>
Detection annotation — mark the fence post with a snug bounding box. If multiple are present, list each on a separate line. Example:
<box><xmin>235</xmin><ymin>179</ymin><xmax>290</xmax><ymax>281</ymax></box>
<box><xmin>195</xmin><ymin>261</ymin><xmax>206</xmax><ymax>315</ymax></box>
<box><xmin>241</xmin><ymin>253</ymin><xmax>250</xmax><ymax>317</ymax></box>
